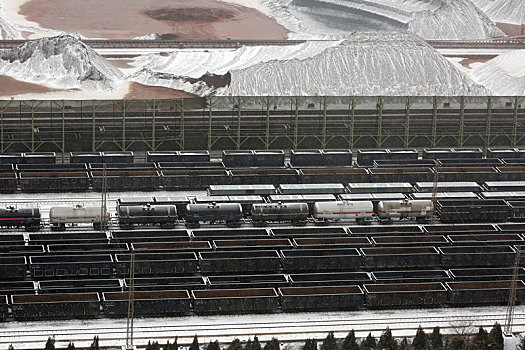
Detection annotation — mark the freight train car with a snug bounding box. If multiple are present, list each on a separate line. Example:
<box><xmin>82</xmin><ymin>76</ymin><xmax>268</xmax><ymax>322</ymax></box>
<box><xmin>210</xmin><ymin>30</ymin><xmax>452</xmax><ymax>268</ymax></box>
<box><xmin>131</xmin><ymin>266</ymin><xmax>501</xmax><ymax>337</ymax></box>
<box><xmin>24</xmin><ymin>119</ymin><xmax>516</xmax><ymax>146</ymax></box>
<box><xmin>118</xmin><ymin>204</ymin><xmax>177</xmax><ymax>229</ymax></box>
<box><xmin>0</xmin><ymin>207</ymin><xmax>41</xmax><ymax>231</ymax></box>
<box><xmin>185</xmin><ymin>203</ymin><xmax>243</xmax><ymax>228</ymax></box>
<box><xmin>49</xmin><ymin>205</ymin><xmax>110</xmax><ymax>231</ymax></box>
<box><xmin>313</xmin><ymin>201</ymin><xmax>374</xmax><ymax>224</ymax></box>
<box><xmin>251</xmin><ymin>203</ymin><xmax>309</xmax><ymax>226</ymax></box>
<box><xmin>377</xmin><ymin>199</ymin><xmax>433</xmax><ymax>223</ymax></box>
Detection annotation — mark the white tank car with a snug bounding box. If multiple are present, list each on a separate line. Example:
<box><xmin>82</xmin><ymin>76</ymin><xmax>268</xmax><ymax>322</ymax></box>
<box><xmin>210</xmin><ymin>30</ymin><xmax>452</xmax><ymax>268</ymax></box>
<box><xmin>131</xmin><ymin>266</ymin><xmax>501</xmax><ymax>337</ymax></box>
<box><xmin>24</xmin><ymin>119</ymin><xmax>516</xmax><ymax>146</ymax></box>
<box><xmin>313</xmin><ymin>201</ymin><xmax>374</xmax><ymax>223</ymax></box>
<box><xmin>49</xmin><ymin>205</ymin><xmax>110</xmax><ymax>230</ymax></box>
<box><xmin>377</xmin><ymin>199</ymin><xmax>433</xmax><ymax>221</ymax></box>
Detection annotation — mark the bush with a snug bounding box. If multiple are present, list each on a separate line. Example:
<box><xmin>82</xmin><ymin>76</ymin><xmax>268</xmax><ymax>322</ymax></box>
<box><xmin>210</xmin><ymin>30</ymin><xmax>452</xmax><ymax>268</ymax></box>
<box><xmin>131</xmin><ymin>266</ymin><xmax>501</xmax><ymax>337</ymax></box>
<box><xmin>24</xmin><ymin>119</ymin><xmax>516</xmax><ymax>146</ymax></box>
<box><xmin>341</xmin><ymin>330</ymin><xmax>359</xmax><ymax>350</ymax></box>
<box><xmin>207</xmin><ymin>340</ymin><xmax>221</xmax><ymax>350</ymax></box>
<box><xmin>321</xmin><ymin>332</ymin><xmax>338</xmax><ymax>350</ymax></box>
<box><xmin>263</xmin><ymin>338</ymin><xmax>280</xmax><ymax>350</ymax></box>
<box><xmin>303</xmin><ymin>338</ymin><xmax>318</xmax><ymax>350</ymax></box>
<box><xmin>190</xmin><ymin>335</ymin><xmax>200</xmax><ymax>350</ymax></box>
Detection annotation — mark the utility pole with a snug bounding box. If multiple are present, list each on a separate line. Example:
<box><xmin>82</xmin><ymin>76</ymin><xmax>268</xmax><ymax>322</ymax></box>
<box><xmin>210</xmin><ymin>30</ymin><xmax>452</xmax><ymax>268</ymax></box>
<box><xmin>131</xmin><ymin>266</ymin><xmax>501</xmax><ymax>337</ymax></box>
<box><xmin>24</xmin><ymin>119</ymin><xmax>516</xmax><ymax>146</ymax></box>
<box><xmin>430</xmin><ymin>160</ymin><xmax>439</xmax><ymax>225</ymax></box>
<box><xmin>505</xmin><ymin>245</ymin><xmax>521</xmax><ymax>335</ymax></box>
<box><xmin>126</xmin><ymin>250</ymin><xmax>135</xmax><ymax>349</ymax></box>
<box><xmin>100</xmin><ymin>163</ymin><xmax>107</xmax><ymax>231</ymax></box>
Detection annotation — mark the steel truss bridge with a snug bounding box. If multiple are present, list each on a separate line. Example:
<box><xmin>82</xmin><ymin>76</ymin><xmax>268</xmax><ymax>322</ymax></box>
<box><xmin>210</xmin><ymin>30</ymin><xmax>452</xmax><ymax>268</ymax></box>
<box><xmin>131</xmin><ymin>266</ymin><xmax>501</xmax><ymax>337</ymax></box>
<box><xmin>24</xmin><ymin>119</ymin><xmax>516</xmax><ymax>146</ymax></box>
<box><xmin>0</xmin><ymin>96</ymin><xmax>524</xmax><ymax>157</ymax></box>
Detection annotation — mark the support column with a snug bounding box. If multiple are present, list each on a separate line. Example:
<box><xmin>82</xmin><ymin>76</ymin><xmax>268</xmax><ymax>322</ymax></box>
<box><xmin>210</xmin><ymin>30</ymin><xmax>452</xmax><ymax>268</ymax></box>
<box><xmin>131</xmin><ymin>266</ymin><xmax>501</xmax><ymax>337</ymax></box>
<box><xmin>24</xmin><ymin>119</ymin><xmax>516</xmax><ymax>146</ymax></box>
<box><xmin>321</xmin><ymin>97</ymin><xmax>327</xmax><ymax>148</ymax></box>
<box><xmin>61</xmin><ymin>101</ymin><xmax>65</xmax><ymax>163</ymax></box>
<box><xmin>512</xmin><ymin>96</ymin><xmax>519</xmax><ymax>147</ymax></box>
<box><xmin>21</xmin><ymin>100</ymin><xmax>43</xmax><ymax>152</ymax></box>
<box><xmin>180</xmin><ymin>99</ymin><xmax>185</xmax><ymax>150</ymax></box>
<box><xmin>122</xmin><ymin>100</ymin><xmax>127</xmax><ymax>151</ymax></box>
<box><xmin>294</xmin><ymin>97</ymin><xmax>299</xmax><ymax>149</ymax></box>
<box><xmin>376</xmin><ymin>96</ymin><xmax>383</xmax><ymax>148</ymax></box>
<box><xmin>236</xmin><ymin>97</ymin><xmax>242</xmax><ymax>150</ymax></box>
<box><xmin>405</xmin><ymin>96</ymin><xmax>411</xmax><ymax>148</ymax></box>
<box><xmin>207</xmin><ymin>97</ymin><xmax>213</xmax><ymax>151</ymax></box>
<box><xmin>459</xmin><ymin>96</ymin><xmax>465</xmax><ymax>147</ymax></box>
<box><xmin>265</xmin><ymin>97</ymin><xmax>271</xmax><ymax>149</ymax></box>
<box><xmin>92</xmin><ymin>101</ymin><xmax>97</xmax><ymax>152</ymax></box>
<box><xmin>0</xmin><ymin>102</ymin><xmax>5</xmax><ymax>153</ymax></box>
<box><xmin>349</xmin><ymin>97</ymin><xmax>355</xmax><ymax>149</ymax></box>
<box><xmin>485</xmin><ymin>96</ymin><xmax>493</xmax><ymax>152</ymax></box>
<box><xmin>432</xmin><ymin>96</ymin><xmax>438</xmax><ymax>147</ymax></box>
<box><xmin>151</xmin><ymin>100</ymin><xmax>156</xmax><ymax>151</ymax></box>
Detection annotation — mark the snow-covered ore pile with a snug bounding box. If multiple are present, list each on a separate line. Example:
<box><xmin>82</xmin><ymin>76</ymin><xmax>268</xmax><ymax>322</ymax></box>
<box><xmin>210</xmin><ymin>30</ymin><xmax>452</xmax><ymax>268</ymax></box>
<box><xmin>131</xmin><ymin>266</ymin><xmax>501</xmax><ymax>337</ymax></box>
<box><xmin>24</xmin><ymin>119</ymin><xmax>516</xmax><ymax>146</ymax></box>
<box><xmin>0</xmin><ymin>35</ymin><xmax>124</xmax><ymax>90</ymax></box>
<box><xmin>263</xmin><ymin>0</ymin><xmax>503</xmax><ymax>40</ymax></box>
<box><xmin>471</xmin><ymin>0</ymin><xmax>525</xmax><ymax>25</ymax></box>
<box><xmin>129</xmin><ymin>40</ymin><xmax>342</xmax><ymax>92</ymax></box>
<box><xmin>0</xmin><ymin>3</ymin><xmax>22</xmax><ymax>39</ymax></box>
<box><xmin>134</xmin><ymin>32</ymin><xmax>488</xmax><ymax>96</ymax></box>
<box><xmin>471</xmin><ymin>50</ymin><xmax>525</xmax><ymax>96</ymax></box>
<box><xmin>131</xmin><ymin>69</ymin><xmax>231</xmax><ymax>96</ymax></box>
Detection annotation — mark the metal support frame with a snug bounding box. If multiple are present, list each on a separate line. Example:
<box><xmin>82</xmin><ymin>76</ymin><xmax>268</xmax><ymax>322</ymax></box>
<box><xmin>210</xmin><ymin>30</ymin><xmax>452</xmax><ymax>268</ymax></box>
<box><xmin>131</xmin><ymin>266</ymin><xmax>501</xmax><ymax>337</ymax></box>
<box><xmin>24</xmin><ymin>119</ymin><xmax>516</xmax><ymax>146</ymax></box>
<box><xmin>180</xmin><ymin>99</ymin><xmax>185</xmax><ymax>150</ymax></box>
<box><xmin>512</xmin><ymin>96</ymin><xmax>520</xmax><ymax>147</ymax></box>
<box><xmin>321</xmin><ymin>97</ymin><xmax>328</xmax><ymax>148</ymax></box>
<box><xmin>484</xmin><ymin>96</ymin><xmax>493</xmax><ymax>153</ymax></box>
<box><xmin>293</xmin><ymin>97</ymin><xmax>299</xmax><ymax>148</ymax></box>
<box><xmin>376</xmin><ymin>96</ymin><xmax>383</xmax><ymax>148</ymax></box>
<box><xmin>431</xmin><ymin>96</ymin><xmax>439</xmax><ymax>147</ymax></box>
<box><xmin>349</xmin><ymin>96</ymin><xmax>355</xmax><ymax>149</ymax></box>
<box><xmin>236</xmin><ymin>97</ymin><xmax>242</xmax><ymax>150</ymax></box>
<box><xmin>0</xmin><ymin>96</ymin><xmax>524</xmax><ymax>154</ymax></box>
<box><xmin>0</xmin><ymin>101</ymin><xmax>13</xmax><ymax>153</ymax></box>
<box><xmin>208</xmin><ymin>96</ymin><xmax>213</xmax><ymax>151</ymax></box>
<box><xmin>405</xmin><ymin>96</ymin><xmax>411</xmax><ymax>148</ymax></box>
<box><xmin>458</xmin><ymin>96</ymin><xmax>465</xmax><ymax>147</ymax></box>
<box><xmin>21</xmin><ymin>100</ymin><xmax>43</xmax><ymax>152</ymax></box>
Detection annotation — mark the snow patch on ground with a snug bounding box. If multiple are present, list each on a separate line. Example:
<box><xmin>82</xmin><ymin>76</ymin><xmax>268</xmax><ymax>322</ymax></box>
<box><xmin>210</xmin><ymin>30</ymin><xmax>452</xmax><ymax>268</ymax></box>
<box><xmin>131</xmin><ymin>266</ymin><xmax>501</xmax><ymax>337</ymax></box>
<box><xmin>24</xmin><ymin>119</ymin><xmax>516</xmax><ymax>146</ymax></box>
<box><xmin>261</xmin><ymin>0</ymin><xmax>503</xmax><ymax>40</ymax></box>
<box><xmin>134</xmin><ymin>33</ymin><xmax>161</xmax><ymax>40</ymax></box>
<box><xmin>471</xmin><ymin>49</ymin><xmax>525</xmax><ymax>95</ymax></box>
<box><xmin>132</xmin><ymin>32</ymin><xmax>488</xmax><ymax>96</ymax></box>
<box><xmin>0</xmin><ymin>2</ymin><xmax>22</xmax><ymax>39</ymax></box>
<box><xmin>471</xmin><ymin>0</ymin><xmax>525</xmax><ymax>25</ymax></box>
<box><xmin>0</xmin><ymin>35</ymin><xmax>125</xmax><ymax>91</ymax></box>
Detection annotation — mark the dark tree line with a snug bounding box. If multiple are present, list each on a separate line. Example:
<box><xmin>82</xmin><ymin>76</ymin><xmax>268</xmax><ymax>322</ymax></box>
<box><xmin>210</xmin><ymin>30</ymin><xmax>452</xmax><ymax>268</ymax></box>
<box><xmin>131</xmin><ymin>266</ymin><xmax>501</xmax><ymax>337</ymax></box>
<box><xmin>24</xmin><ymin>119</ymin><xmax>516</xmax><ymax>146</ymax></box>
<box><xmin>5</xmin><ymin>324</ymin><xmax>510</xmax><ymax>350</ymax></box>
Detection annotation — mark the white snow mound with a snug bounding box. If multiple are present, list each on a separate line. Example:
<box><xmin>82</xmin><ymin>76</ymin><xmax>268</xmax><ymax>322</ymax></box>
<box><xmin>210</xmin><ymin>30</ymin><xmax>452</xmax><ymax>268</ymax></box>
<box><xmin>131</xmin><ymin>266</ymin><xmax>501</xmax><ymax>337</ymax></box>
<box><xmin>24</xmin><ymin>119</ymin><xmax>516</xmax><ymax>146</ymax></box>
<box><xmin>261</xmin><ymin>0</ymin><xmax>503</xmax><ymax>40</ymax></box>
<box><xmin>0</xmin><ymin>2</ymin><xmax>22</xmax><ymax>39</ymax></box>
<box><xmin>0</xmin><ymin>35</ymin><xmax>124</xmax><ymax>90</ymax></box>
<box><xmin>134</xmin><ymin>32</ymin><xmax>487</xmax><ymax>96</ymax></box>
<box><xmin>471</xmin><ymin>49</ymin><xmax>525</xmax><ymax>95</ymax></box>
<box><xmin>471</xmin><ymin>0</ymin><xmax>525</xmax><ymax>25</ymax></box>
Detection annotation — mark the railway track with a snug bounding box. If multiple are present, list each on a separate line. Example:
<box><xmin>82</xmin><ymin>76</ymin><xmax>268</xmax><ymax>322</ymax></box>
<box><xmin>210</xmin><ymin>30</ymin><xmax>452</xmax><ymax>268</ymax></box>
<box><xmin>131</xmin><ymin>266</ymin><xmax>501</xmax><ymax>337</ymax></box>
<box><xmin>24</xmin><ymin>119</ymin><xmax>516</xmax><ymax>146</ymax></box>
<box><xmin>2</xmin><ymin>308</ymin><xmax>524</xmax><ymax>348</ymax></box>
<box><xmin>0</xmin><ymin>39</ymin><xmax>524</xmax><ymax>50</ymax></box>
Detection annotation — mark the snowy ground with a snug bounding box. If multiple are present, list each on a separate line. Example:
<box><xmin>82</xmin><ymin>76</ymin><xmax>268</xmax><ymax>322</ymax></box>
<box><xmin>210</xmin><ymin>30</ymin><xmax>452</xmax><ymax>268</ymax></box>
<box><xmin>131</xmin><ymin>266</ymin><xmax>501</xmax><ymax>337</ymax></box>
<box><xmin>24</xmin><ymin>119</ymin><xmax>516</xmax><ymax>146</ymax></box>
<box><xmin>0</xmin><ymin>0</ymin><xmax>524</xmax><ymax>98</ymax></box>
<box><xmin>1</xmin><ymin>306</ymin><xmax>525</xmax><ymax>348</ymax></box>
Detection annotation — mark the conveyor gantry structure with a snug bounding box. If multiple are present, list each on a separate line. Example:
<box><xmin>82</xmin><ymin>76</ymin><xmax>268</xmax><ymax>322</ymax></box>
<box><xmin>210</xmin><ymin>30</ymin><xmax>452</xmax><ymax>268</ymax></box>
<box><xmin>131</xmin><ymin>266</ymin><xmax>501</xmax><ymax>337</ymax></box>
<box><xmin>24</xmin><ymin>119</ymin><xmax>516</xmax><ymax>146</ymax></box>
<box><xmin>0</xmin><ymin>96</ymin><xmax>524</xmax><ymax>154</ymax></box>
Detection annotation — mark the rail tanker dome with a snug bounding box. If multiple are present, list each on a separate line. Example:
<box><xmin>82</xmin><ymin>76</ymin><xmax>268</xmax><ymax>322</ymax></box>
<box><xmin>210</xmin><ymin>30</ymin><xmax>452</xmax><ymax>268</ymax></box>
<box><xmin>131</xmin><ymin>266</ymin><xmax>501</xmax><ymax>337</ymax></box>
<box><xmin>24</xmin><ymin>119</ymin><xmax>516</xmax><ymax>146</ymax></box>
<box><xmin>313</xmin><ymin>201</ymin><xmax>374</xmax><ymax>223</ymax></box>
<box><xmin>185</xmin><ymin>202</ymin><xmax>243</xmax><ymax>228</ymax></box>
<box><xmin>251</xmin><ymin>202</ymin><xmax>308</xmax><ymax>225</ymax></box>
<box><xmin>49</xmin><ymin>205</ymin><xmax>109</xmax><ymax>230</ymax></box>
<box><xmin>0</xmin><ymin>207</ymin><xmax>41</xmax><ymax>231</ymax></box>
<box><xmin>377</xmin><ymin>199</ymin><xmax>433</xmax><ymax>221</ymax></box>
<box><xmin>118</xmin><ymin>204</ymin><xmax>177</xmax><ymax>228</ymax></box>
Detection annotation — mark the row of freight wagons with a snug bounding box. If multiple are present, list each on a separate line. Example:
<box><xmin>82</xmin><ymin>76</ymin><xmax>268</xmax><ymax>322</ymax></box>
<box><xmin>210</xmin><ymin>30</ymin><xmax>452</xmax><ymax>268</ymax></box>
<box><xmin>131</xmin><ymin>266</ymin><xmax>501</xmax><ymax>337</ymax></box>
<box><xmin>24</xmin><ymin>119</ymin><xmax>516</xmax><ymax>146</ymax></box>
<box><xmin>5</xmin><ymin>162</ymin><xmax>525</xmax><ymax>192</ymax></box>
<box><xmin>1</xmin><ymin>279</ymin><xmax>524</xmax><ymax>320</ymax></box>
<box><xmin>3</xmin><ymin>148</ymin><xmax>525</xmax><ymax>167</ymax></box>
<box><xmin>1</xmin><ymin>245</ymin><xmax>523</xmax><ymax>281</ymax></box>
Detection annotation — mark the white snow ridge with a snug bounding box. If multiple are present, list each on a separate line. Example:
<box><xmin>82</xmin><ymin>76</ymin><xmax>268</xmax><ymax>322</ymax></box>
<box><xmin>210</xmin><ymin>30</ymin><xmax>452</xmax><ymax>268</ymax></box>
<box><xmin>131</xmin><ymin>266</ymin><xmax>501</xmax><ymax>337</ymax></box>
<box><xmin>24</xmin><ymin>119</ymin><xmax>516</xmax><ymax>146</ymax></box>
<box><xmin>136</xmin><ymin>32</ymin><xmax>487</xmax><ymax>96</ymax></box>
<box><xmin>471</xmin><ymin>0</ymin><xmax>525</xmax><ymax>26</ymax></box>
<box><xmin>0</xmin><ymin>35</ymin><xmax>124</xmax><ymax>90</ymax></box>
<box><xmin>472</xmin><ymin>50</ymin><xmax>525</xmax><ymax>96</ymax></box>
<box><xmin>262</xmin><ymin>0</ymin><xmax>503</xmax><ymax>40</ymax></box>
<box><xmin>0</xmin><ymin>2</ymin><xmax>22</xmax><ymax>39</ymax></box>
